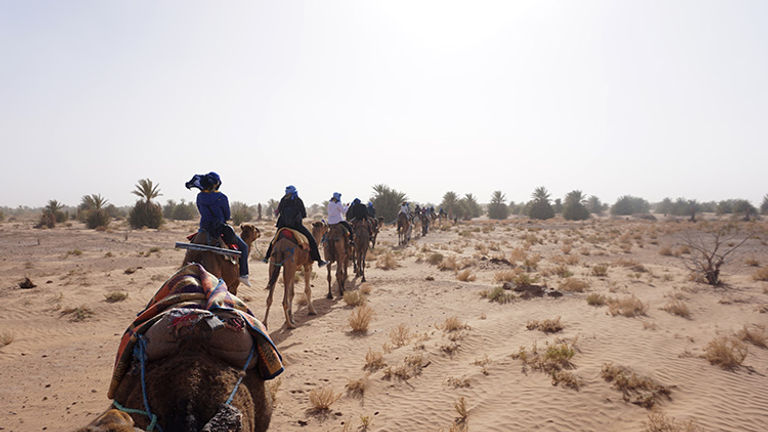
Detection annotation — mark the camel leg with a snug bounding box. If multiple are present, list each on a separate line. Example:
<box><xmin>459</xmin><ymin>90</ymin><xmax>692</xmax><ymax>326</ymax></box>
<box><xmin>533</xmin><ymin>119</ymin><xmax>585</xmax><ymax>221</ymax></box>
<box><xmin>361</xmin><ymin>252</ymin><xmax>366</xmax><ymax>283</ymax></box>
<box><xmin>337</xmin><ymin>258</ymin><xmax>345</xmax><ymax>297</ymax></box>
<box><xmin>283</xmin><ymin>267</ymin><xmax>296</xmax><ymax>329</ymax></box>
<box><xmin>263</xmin><ymin>263</ymin><xmax>280</xmax><ymax>329</ymax></box>
<box><xmin>326</xmin><ymin>261</ymin><xmax>333</xmax><ymax>299</ymax></box>
<box><xmin>304</xmin><ymin>264</ymin><xmax>316</xmax><ymax>315</ymax></box>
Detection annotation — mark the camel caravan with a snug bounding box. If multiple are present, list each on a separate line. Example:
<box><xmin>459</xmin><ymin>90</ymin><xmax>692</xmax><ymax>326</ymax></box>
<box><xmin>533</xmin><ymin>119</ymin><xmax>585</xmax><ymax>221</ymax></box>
<box><xmin>74</xmin><ymin>177</ymin><xmax>402</xmax><ymax>431</ymax></box>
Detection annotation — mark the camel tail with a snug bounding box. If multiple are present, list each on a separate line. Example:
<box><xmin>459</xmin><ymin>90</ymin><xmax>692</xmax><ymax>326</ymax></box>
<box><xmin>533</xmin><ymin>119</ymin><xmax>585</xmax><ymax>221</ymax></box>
<box><xmin>267</xmin><ymin>260</ymin><xmax>282</xmax><ymax>288</ymax></box>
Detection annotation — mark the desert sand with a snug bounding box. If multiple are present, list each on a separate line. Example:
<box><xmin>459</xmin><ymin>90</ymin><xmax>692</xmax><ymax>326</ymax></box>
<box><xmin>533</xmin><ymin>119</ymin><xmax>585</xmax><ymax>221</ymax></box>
<box><xmin>1</xmin><ymin>216</ymin><xmax>767</xmax><ymax>431</ymax></box>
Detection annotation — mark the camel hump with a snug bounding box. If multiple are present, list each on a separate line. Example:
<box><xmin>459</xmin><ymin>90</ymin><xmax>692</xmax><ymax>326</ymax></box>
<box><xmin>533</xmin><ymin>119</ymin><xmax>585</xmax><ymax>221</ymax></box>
<box><xmin>271</xmin><ymin>228</ymin><xmax>309</xmax><ymax>249</ymax></box>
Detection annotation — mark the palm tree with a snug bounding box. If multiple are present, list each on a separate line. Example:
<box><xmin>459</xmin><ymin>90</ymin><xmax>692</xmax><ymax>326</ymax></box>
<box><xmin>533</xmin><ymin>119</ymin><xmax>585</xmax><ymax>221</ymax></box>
<box><xmin>132</xmin><ymin>178</ymin><xmax>161</xmax><ymax>203</ymax></box>
<box><xmin>563</xmin><ymin>190</ymin><xmax>589</xmax><ymax>221</ymax></box>
<box><xmin>528</xmin><ymin>186</ymin><xmax>554</xmax><ymax>220</ymax></box>
<box><xmin>440</xmin><ymin>191</ymin><xmax>459</xmax><ymax>219</ymax></box>
<box><xmin>531</xmin><ymin>187</ymin><xmax>550</xmax><ymax>203</ymax></box>
<box><xmin>488</xmin><ymin>191</ymin><xmax>508</xmax><ymax>220</ymax></box>
<box><xmin>81</xmin><ymin>194</ymin><xmax>108</xmax><ymax>210</ymax></box>
<box><xmin>45</xmin><ymin>200</ymin><xmax>64</xmax><ymax>214</ymax></box>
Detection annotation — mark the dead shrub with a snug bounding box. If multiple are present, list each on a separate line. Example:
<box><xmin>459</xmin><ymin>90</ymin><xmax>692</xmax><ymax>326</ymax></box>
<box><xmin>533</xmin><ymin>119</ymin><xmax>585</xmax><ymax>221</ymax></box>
<box><xmin>661</xmin><ymin>300</ymin><xmax>691</xmax><ymax>319</ymax></box>
<box><xmin>104</xmin><ymin>291</ymin><xmax>128</xmax><ymax>303</ymax></box>
<box><xmin>552</xmin><ymin>370</ymin><xmax>583</xmax><ymax>390</ymax></box>
<box><xmin>658</xmin><ymin>246</ymin><xmax>674</xmax><ymax>257</ymax></box>
<box><xmin>559</xmin><ymin>278</ymin><xmax>588</xmax><ymax>293</ymax></box>
<box><xmin>453</xmin><ymin>397</ymin><xmax>469</xmax><ymax>426</ymax></box>
<box><xmin>363</xmin><ymin>348</ymin><xmax>386</xmax><ymax>371</ymax></box>
<box><xmin>427</xmin><ymin>253</ymin><xmax>444</xmax><ymax>265</ymax></box>
<box><xmin>308</xmin><ymin>386</ymin><xmax>342</xmax><ymax>412</ymax></box>
<box><xmin>456</xmin><ymin>269</ymin><xmax>476</xmax><ymax>282</ymax></box>
<box><xmin>494</xmin><ymin>270</ymin><xmax>518</xmax><ymax>282</ymax></box>
<box><xmin>446</xmin><ymin>376</ymin><xmax>471</xmax><ymax>388</ymax></box>
<box><xmin>376</xmin><ymin>251</ymin><xmax>399</xmax><ymax>270</ymax></box>
<box><xmin>591</xmin><ymin>265</ymin><xmax>608</xmax><ymax>277</ymax></box>
<box><xmin>645</xmin><ymin>410</ymin><xmax>698</xmax><ymax>432</ymax></box>
<box><xmin>382</xmin><ymin>354</ymin><xmax>427</xmax><ymax>381</ymax></box>
<box><xmin>349</xmin><ymin>305</ymin><xmax>374</xmax><ymax>334</ymax></box>
<box><xmin>389</xmin><ymin>324</ymin><xmax>412</xmax><ymax>348</ymax></box>
<box><xmin>745</xmin><ymin>257</ymin><xmax>759</xmax><ymax>267</ymax></box>
<box><xmin>752</xmin><ymin>266</ymin><xmax>768</xmax><ymax>282</ymax></box>
<box><xmin>600</xmin><ymin>363</ymin><xmax>671</xmax><ymax>408</ymax></box>
<box><xmin>359</xmin><ymin>283</ymin><xmax>372</xmax><ymax>295</ymax></box>
<box><xmin>607</xmin><ymin>295</ymin><xmax>648</xmax><ymax>317</ymax></box>
<box><xmin>512</xmin><ymin>340</ymin><xmax>576</xmax><ymax>377</ymax></box>
<box><xmin>438</xmin><ymin>255</ymin><xmax>458</xmax><ymax>271</ymax></box>
<box><xmin>441</xmin><ymin>316</ymin><xmax>470</xmax><ymax>332</ymax></box>
<box><xmin>703</xmin><ymin>335</ymin><xmax>748</xmax><ymax>369</ymax></box>
<box><xmin>526</xmin><ymin>317</ymin><xmax>564</xmax><ymax>333</ymax></box>
<box><xmin>736</xmin><ymin>324</ymin><xmax>766</xmax><ymax>348</ymax></box>
<box><xmin>345</xmin><ymin>376</ymin><xmax>369</xmax><ymax>398</ymax></box>
<box><xmin>480</xmin><ymin>286</ymin><xmax>515</xmax><ymax>304</ymax></box>
<box><xmin>586</xmin><ymin>293</ymin><xmax>607</xmax><ymax>306</ymax></box>
<box><xmin>60</xmin><ymin>305</ymin><xmax>94</xmax><ymax>322</ymax></box>
<box><xmin>343</xmin><ymin>290</ymin><xmax>366</xmax><ymax>307</ymax></box>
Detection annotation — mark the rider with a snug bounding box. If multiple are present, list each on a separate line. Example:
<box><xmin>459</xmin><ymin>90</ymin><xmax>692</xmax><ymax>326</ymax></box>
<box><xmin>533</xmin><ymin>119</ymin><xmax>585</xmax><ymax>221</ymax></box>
<box><xmin>263</xmin><ymin>185</ymin><xmax>325</xmax><ymax>267</ymax></box>
<box><xmin>366</xmin><ymin>201</ymin><xmax>376</xmax><ymax>219</ymax></box>
<box><xmin>185</xmin><ymin>172</ymin><xmax>251</xmax><ymax>287</ymax></box>
<box><xmin>347</xmin><ymin>198</ymin><xmax>372</xmax><ymax>235</ymax></box>
<box><xmin>328</xmin><ymin>192</ymin><xmax>354</xmax><ymax>241</ymax></box>
<box><xmin>399</xmin><ymin>201</ymin><xmax>410</xmax><ymax>218</ymax></box>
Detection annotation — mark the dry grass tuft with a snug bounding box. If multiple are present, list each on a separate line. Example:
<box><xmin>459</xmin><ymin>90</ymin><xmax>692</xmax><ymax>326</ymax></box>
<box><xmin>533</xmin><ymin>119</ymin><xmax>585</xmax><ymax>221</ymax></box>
<box><xmin>658</xmin><ymin>246</ymin><xmax>674</xmax><ymax>256</ymax></box>
<box><xmin>607</xmin><ymin>295</ymin><xmax>648</xmax><ymax>317</ymax></box>
<box><xmin>494</xmin><ymin>270</ymin><xmax>518</xmax><ymax>282</ymax></box>
<box><xmin>512</xmin><ymin>340</ymin><xmax>576</xmax><ymax>378</ymax></box>
<box><xmin>661</xmin><ymin>300</ymin><xmax>691</xmax><ymax>319</ymax></box>
<box><xmin>453</xmin><ymin>397</ymin><xmax>469</xmax><ymax>426</ymax></box>
<box><xmin>104</xmin><ymin>291</ymin><xmax>128</xmax><ymax>303</ymax></box>
<box><xmin>703</xmin><ymin>335</ymin><xmax>748</xmax><ymax>370</ymax></box>
<box><xmin>552</xmin><ymin>370</ymin><xmax>583</xmax><ymax>390</ymax></box>
<box><xmin>526</xmin><ymin>317</ymin><xmax>564</xmax><ymax>333</ymax></box>
<box><xmin>559</xmin><ymin>278</ymin><xmax>588</xmax><ymax>293</ymax></box>
<box><xmin>446</xmin><ymin>376</ymin><xmax>471</xmax><ymax>388</ymax></box>
<box><xmin>308</xmin><ymin>385</ymin><xmax>342</xmax><ymax>412</ymax></box>
<box><xmin>586</xmin><ymin>293</ymin><xmax>607</xmax><ymax>306</ymax></box>
<box><xmin>363</xmin><ymin>348</ymin><xmax>386</xmax><ymax>371</ymax></box>
<box><xmin>0</xmin><ymin>330</ymin><xmax>14</xmax><ymax>347</ymax></box>
<box><xmin>438</xmin><ymin>255</ymin><xmax>459</xmax><ymax>271</ymax></box>
<box><xmin>645</xmin><ymin>410</ymin><xmax>698</xmax><ymax>432</ymax></box>
<box><xmin>591</xmin><ymin>265</ymin><xmax>608</xmax><ymax>277</ymax></box>
<box><xmin>600</xmin><ymin>363</ymin><xmax>671</xmax><ymax>408</ymax></box>
<box><xmin>480</xmin><ymin>286</ymin><xmax>515</xmax><ymax>304</ymax></box>
<box><xmin>359</xmin><ymin>283</ymin><xmax>372</xmax><ymax>295</ymax></box>
<box><xmin>60</xmin><ymin>305</ymin><xmax>94</xmax><ymax>322</ymax></box>
<box><xmin>745</xmin><ymin>257</ymin><xmax>759</xmax><ymax>267</ymax></box>
<box><xmin>441</xmin><ymin>316</ymin><xmax>470</xmax><ymax>332</ymax></box>
<box><xmin>382</xmin><ymin>354</ymin><xmax>428</xmax><ymax>381</ymax></box>
<box><xmin>345</xmin><ymin>376</ymin><xmax>369</xmax><ymax>398</ymax></box>
<box><xmin>343</xmin><ymin>290</ymin><xmax>366</xmax><ymax>307</ymax></box>
<box><xmin>389</xmin><ymin>324</ymin><xmax>412</xmax><ymax>348</ymax></box>
<box><xmin>752</xmin><ymin>266</ymin><xmax>768</xmax><ymax>282</ymax></box>
<box><xmin>376</xmin><ymin>251</ymin><xmax>399</xmax><ymax>270</ymax></box>
<box><xmin>456</xmin><ymin>269</ymin><xmax>476</xmax><ymax>282</ymax></box>
<box><xmin>427</xmin><ymin>253</ymin><xmax>444</xmax><ymax>265</ymax></box>
<box><xmin>349</xmin><ymin>305</ymin><xmax>374</xmax><ymax>334</ymax></box>
<box><xmin>736</xmin><ymin>324</ymin><xmax>766</xmax><ymax>348</ymax></box>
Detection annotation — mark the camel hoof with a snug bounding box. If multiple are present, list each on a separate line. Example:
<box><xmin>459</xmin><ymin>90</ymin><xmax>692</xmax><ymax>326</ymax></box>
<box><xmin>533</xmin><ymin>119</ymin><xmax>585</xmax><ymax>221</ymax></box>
<box><xmin>361</xmin><ymin>277</ymin><xmax>366</xmax><ymax>283</ymax></box>
<box><xmin>308</xmin><ymin>309</ymin><xmax>317</xmax><ymax>316</ymax></box>
<box><xmin>326</xmin><ymin>293</ymin><xmax>333</xmax><ymax>300</ymax></box>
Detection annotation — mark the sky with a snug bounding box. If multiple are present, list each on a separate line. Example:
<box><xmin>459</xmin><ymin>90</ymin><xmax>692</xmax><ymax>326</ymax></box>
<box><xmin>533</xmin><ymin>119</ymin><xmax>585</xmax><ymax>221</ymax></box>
<box><xmin>1</xmin><ymin>0</ymin><xmax>767</xmax><ymax>208</ymax></box>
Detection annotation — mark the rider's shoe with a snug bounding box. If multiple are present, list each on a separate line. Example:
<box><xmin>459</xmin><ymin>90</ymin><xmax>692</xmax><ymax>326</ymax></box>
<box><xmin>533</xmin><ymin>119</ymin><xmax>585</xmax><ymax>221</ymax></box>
<box><xmin>261</xmin><ymin>257</ymin><xmax>269</xmax><ymax>263</ymax></box>
<box><xmin>318</xmin><ymin>260</ymin><xmax>328</xmax><ymax>268</ymax></box>
<box><xmin>239</xmin><ymin>275</ymin><xmax>252</xmax><ymax>287</ymax></box>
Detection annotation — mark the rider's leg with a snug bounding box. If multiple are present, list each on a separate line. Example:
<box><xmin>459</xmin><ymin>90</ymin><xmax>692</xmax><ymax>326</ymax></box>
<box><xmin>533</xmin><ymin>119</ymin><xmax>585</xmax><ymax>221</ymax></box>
<box><xmin>293</xmin><ymin>224</ymin><xmax>323</xmax><ymax>263</ymax></box>
<box><xmin>221</xmin><ymin>225</ymin><xmax>249</xmax><ymax>277</ymax></box>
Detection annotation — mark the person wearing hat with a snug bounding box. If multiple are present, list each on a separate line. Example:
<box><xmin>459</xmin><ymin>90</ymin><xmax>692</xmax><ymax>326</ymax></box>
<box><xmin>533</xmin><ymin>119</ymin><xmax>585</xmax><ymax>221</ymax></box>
<box><xmin>327</xmin><ymin>192</ymin><xmax>354</xmax><ymax>240</ymax></box>
<box><xmin>263</xmin><ymin>185</ymin><xmax>325</xmax><ymax>266</ymax></box>
<box><xmin>186</xmin><ymin>172</ymin><xmax>252</xmax><ymax>287</ymax></box>
<box><xmin>366</xmin><ymin>201</ymin><xmax>376</xmax><ymax>219</ymax></box>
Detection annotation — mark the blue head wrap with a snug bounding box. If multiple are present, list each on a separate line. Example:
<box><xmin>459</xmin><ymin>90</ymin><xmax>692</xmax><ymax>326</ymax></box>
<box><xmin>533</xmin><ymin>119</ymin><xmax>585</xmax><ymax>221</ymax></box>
<box><xmin>332</xmin><ymin>192</ymin><xmax>341</xmax><ymax>201</ymax></box>
<box><xmin>285</xmin><ymin>185</ymin><xmax>297</xmax><ymax>199</ymax></box>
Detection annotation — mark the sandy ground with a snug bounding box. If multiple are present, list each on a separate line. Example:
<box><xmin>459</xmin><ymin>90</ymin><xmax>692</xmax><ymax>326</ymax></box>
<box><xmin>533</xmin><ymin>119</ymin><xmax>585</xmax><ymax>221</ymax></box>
<box><xmin>1</xmin><ymin>217</ymin><xmax>767</xmax><ymax>432</ymax></box>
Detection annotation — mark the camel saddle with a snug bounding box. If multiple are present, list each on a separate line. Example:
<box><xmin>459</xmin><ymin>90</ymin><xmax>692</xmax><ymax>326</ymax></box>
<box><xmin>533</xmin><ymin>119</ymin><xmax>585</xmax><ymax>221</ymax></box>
<box><xmin>269</xmin><ymin>228</ymin><xmax>309</xmax><ymax>250</ymax></box>
<box><xmin>187</xmin><ymin>231</ymin><xmax>240</xmax><ymax>263</ymax></box>
<box><xmin>108</xmin><ymin>264</ymin><xmax>283</xmax><ymax>399</ymax></box>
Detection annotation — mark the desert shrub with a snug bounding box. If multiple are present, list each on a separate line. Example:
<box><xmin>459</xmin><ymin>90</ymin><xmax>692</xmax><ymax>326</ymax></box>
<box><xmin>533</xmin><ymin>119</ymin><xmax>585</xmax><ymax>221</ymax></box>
<box><xmin>345</xmin><ymin>376</ymin><xmax>369</xmax><ymax>398</ymax></box>
<box><xmin>645</xmin><ymin>410</ymin><xmax>698</xmax><ymax>432</ymax></box>
<box><xmin>661</xmin><ymin>300</ymin><xmax>691</xmax><ymax>319</ymax></box>
<box><xmin>427</xmin><ymin>253</ymin><xmax>444</xmax><ymax>265</ymax></box>
<box><xmin>526</xmin><ymin>317</ymin><xmax>563</xmax><ymax>333</ymax></box>
<box><xmin>163</xmin><ymin>199</ymin><xmax>197</xmax><ymax>220</ymax></box>
<box><xmin>512</xmin><ymin>340</ymin><xmax>576</xmax><ymax>377</ymax></box>
<box><xmin>441</xmin><ymin>316</ymin><xmax>470</xmax><ymax>332</ymax></box>
<box><xmin>60</xmin><ymin>305</ymin><xmax>94</xmax><ymax>322</ymax></box>
<box><xmin>104</xmin><ymin>291</ymin><xmax>128</xmax><ymax>303</ymax></box>
<box><xmin>559</xmin><ymin>278</ymin><xmax>588</xmax><ymax>293</ymax></box>
<box><xmin>745</xmin><ymin>257</ymin><xmax>759</xmax><ymax>267</ymax></box>
<box><xmin>591</xmin><ymin>265</ymin><xmax>608</xmax><ymax>277</ymax></box>
<box><xmin>736</xmin><ymin>324</ymin><xmax>766</xmax><ymax>348</ymax></box>
<box><xmin>389</xmin><ymin>324</ymin><xmax>412</xmax><ymax>348</ymax></box>
<box><xmin>703</xmin><ymin>335</ymin><xmax>748</xmax><ymax>369</ymax></box>
<box><xmin>658</xmin><ymin>246</ymin><xmax>673</xmax><ymax>256</ymax></box>
<box><xmin>480</xmin><ymin>286</ymin><xmax>515</xmax><ymax>304</ymax></box>
<box><xmin>601</xmin><ymin>363</ymin><xmax>671</xmax><ymax>408</ymax></box>
<box><xmin>364</xmin><ymin>348</ymin><xmax>386</xmax><ymax>371</ymax></box>
<box><xmin>607</xmin><ymin>295</ymin><xmax>648</xmax><ymax>317</ymax></box>
<box><xmin>308</xmin><ymin>386</ymin><xmax>341</xmax><ymax>412</ymax></box>
<box><xmin>586</xmin><ymin>293</ymin><xmax>607</xmax><ymax>306</ymax></box>
<box><xmin>349</xmin><ymin>305</ymin><xmax>374</xmax><ymax>334</ymax></box>
<box><xmin>680</xmin><ymin>222</ymin><xmax>753</xmax><ymax>286</ymax></box>
<box><xmin>527</xmin><ymin>187</ymin><xmax>555</xmax><ymax>220</ymax></box>
<box><xmin>562</xmin><ymin>191</ymin><xmax>590</xmax><ymax>221</ymax></box>
<box><xmin>611</xmin><ymin>195</ymin><xmax>650</xmax><ymax>215</ymax></box>
<box><xmin>456</xmin><ymin>269</ymin><xmax>476</xmax><ymax>282</ymax></box>
<box><xmin>382</xmin><ymin>354</ymin><xmax>428</xmax><ymax>381</ymax></box>
<box><xmin>753</xmin><ymin>266</ymin><xmax>768</xmax><ymax>282</ymax></box>
<box><xmin>343</xmin><ymin>290</ymin><xmax>366</xmax><ymax>307</ymax></box>
<box><xmin>376</xmin><ymin>251</ymin><xmax>399</xmax><ymax>270</ymax></box>
<box><xmin>494</xmin><ymin>270</ymin><xmax>519</xmax><ymax>282</ymax></box>
<box><xmin>454</xmin><ymin>397</ymin><xmax>469</xmax><ymax>426</ymax></box>
<box><xmin>230</xmin><ymin>201</ymin><xmax>253</xmax><ymax>225</ymax></box>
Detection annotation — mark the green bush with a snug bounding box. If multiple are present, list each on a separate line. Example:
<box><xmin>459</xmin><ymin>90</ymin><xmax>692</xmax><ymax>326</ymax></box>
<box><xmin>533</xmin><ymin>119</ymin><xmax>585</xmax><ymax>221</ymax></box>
<box><xmin>231</xmin><ymin>201</ymin><xmax>253</xmax><ymax>225</ymax></box>
<box><xmin>562</xmin><ymin>191</ymin><xmax>590</xmax><ymax>221</ymax></box>
<box><xmin>762</xmin><ymin>195</ymin><xmax>768</xmax><ymax>215</ymax></box>
<box><xmin>487</xmin><ymin>191</ymin><xmax>509</xmax><ymax>220</ymax></box>
<box><xmin>164</xmin><ymin>199</ymin><xmax>197</xmax><ymax>221</ymax></box>
<box><xmin>129</xmin><ymin>201</ymin><xmax>163</xmax><ymax>229</ymax></box>
<box><xmin>527</xmin><ymin>187</ymin><xmax>554</xmax><ymax>220</ymax></box>
<box><xmin>86</xmin><ymin>209</ymin><xmax>110</xmax><ymax>229</ymax></box>
<box><xmin>371</xmin><ymin>184</ymin><xmax>408</xmax><ymax>223</ymax></box>
<box><xmin>610</xmin><ymin>195</ymin><xmax>650</xmax><ymax>216</ymax></box>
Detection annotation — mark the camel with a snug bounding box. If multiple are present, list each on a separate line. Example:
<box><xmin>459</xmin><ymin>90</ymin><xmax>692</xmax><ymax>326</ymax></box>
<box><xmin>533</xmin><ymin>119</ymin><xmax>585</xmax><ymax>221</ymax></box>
<box><xmin>397</xmin><ymin>213</ymin><xmax>411</xmax><ymax>246</ymax></box>
<box><xmin>312</xmin><ymin>221</ymin><xmax>349</xmax><ymax>299</ymax></box>
<box><xmin>420</xmin><ymin>212</ymin><xmax>430</xmax><ymax>236</ymax></box>
<box><xmin>263</xmin><ymin>229</ymin><xmax>316</xmax><ymax>329</ymax></box>
<box><xmin>352</xmin><ymin>220</ymin><xmax>370</xmax><ymax>282</ymax></box>
<box><xmin>370</xmin><ymin>217</ymin><xmax>383</xmax><ymax>250</ymax></box>
<box><xmin>182</xmin><ymin>224</ymin><xmax>260</xmax><ymax>295</ymax></box>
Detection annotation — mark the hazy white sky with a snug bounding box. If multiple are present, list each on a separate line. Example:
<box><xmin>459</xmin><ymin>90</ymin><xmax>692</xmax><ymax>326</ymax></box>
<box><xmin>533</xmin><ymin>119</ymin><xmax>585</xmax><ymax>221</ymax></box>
<box><xmin>2</xmin><ymin>1</ymin><xmax>766</xmax><ymax>208</ymax></box>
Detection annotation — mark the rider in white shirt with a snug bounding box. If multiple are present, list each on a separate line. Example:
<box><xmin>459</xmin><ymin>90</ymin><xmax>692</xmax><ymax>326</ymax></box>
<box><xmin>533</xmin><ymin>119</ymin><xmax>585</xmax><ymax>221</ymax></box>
<box><xmin>399</xmin><ymin>202</ymin><xmax>410</xmax><ymax>218</ymax></box>
<box><xmin>327</xmin><ymin>192</ymin><xmax>354</xmax><ymax>240</ymax></box>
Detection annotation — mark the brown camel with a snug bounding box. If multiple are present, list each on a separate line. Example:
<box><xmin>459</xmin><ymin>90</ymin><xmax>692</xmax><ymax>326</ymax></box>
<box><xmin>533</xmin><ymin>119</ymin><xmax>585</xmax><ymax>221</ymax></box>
<box><xmin>263</xmin><ymin>229</ymin><xmax>316</xmax><ymax>329</ymax></box>
<box><xmin>182</xmin><ymin>224</ymin><xmax>260</xmax><ymax>295</ymax></box>
<box><xmin>312</xmin><ymin>222</ymin><xmax>349</xmax><ymax>299</ymax></box>
<box><xmin>370</xmin><ymin>217</ymin><xmax>382</xmax><ymax>250</ymax></box>
<box><xmin>352</xmin><ymin>220</ymin><xmax>370</xmax><ymax>282</ymax></box>
<box><xmin>397</xmin><ymin>213</ymin><xmax>411</xmax><ymax>246</ymax></box>
<box><xmin>74</xmin><ymin>328</ymin><xmax>272</xmax><ymax>432</ymax></box>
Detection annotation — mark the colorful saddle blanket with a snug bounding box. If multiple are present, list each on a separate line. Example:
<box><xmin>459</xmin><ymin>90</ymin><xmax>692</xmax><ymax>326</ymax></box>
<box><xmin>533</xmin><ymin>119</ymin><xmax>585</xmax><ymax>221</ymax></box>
<box><xmin>107</xmin><ymin>264</ymin><xmax>283</xmax><ymax>399</ymax></box>
<box><xmin>270</xmin><ymin>227</ymin><xmax>309</xmax><ymax>249</ymax></box>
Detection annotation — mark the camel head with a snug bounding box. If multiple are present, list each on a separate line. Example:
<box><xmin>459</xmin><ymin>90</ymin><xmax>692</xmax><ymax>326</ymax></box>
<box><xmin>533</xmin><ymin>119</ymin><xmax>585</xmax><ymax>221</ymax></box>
<box><xmin>74</xmin><ymin>409</ymin><xmax>142</xmax><ymax>432</ymax></box>
<box><xmin>311</xmin><ymin>221</ymin><xmax>328</xmax><ymax>242</ymax></box>
<box><xmin>240</xmin><ymin>224</ymin><xmax>260</xmax><ymax>244</ymax></box>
